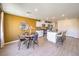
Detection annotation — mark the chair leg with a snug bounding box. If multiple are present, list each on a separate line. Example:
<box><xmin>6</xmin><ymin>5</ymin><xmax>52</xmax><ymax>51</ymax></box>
<box><xmin>56</xmin><ymin>41</ymin><xmax>59</xmax><ymax>48</ymax></box>
<box><xmin>30</xmin><ymin>40</ymin><xmax>34</xmax><ymax>49</ymax></box>
<box><xmin>35</xmin><ymin>40</ymin><xmax>39</xmax><ymax>46</ymax></box>
<box><xmin>27</xmin><ymin>41</ymin><xmax>30</xmax><ymax>49</ymax></box>
<box><xmin>18</xmin><ymin>41</ymin><xmax>21</xmax><ymax>50</ymax></box>
<box><xmin>33</xmin><ymin>40</ymin><xmax>39</xmax><ymax>48</ymax></box>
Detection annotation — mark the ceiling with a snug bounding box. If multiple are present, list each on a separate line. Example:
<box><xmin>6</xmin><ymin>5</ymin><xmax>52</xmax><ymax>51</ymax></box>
<box><xmin>1</xmin><ymin>3</ymin><xmax>79</xmax><ymax>20</ymax></box>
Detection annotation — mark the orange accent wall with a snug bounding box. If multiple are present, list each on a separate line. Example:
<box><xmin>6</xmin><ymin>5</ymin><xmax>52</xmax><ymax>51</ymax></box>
<box><xmin>4</xmin><ymin>13</ymin><xmax>36</xmax><ymax>43</ymax></box>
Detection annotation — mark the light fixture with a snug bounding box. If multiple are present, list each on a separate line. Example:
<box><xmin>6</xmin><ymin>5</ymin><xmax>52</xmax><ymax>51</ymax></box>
<box><xmin>52</xmin><ymin>16</ymin><xmax>56</xmax><ymax>19</ymax></box>
<box><xmin>26</xmin><ymin>10</ymin><xmax>32</xmax><ymax>14</ymax></box>
<box><xmin>26</xmin><ymin>11</ymin><xmax>32</xmax><ymax>14</ymax></box>
<box><xmin>34</xmin><ymin>8</ymin><xmax>38</xmax><ymax>12</ymax></box>
<box><xmin>62</xmin><ymin>14</ymin><xmax>65</xmax><ymax>17</ymax></box>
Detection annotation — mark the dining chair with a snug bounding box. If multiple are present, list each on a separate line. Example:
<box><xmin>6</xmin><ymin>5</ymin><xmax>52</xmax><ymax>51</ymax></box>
<box><xmin>62</xmin><ymin>31</ymin><xmax>66</xmax><ymax>41</ymax></box>
<box><xmin>56</xmin><ymin>31</ymin><xmax>66</xmax><ymax>47</ymax></box>
<box><xmin>32</xmin><ymin>32</ymin><xmax>39</xmax><ymax>48</ymax></box>
<box><xmin>18</xmin><ymin>32</ymin><xmax>29</xmax><ymax>50</ymax></box>
<box><xmin>56</xmin><ymin>32</ymin><xmax>63</xmax><ymax>47</ymax></box>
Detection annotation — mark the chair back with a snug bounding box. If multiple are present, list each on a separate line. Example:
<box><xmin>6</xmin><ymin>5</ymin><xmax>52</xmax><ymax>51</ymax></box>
<box><xmin>33</xmin><ymin>32</ymin><xmax>38</xmax><ymax>41</ymax></box>
<box><xmin>62</xmin><ymin>31</ymin><xmax>66</xmax><ymax>40</ymax></box>
<box><xmin>18</xmin><ymin>33</ymin><xmax>26</xmax><ymax>41</ymax></box>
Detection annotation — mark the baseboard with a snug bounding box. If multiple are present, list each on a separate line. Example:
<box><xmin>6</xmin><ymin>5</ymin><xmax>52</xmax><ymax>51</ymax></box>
<box><xmin>66</xmin><ymin>35</ymin><xmax>79</xmax><ymax>39</ymax></box>
<box><xmin>66</xmin><ymin>36</ymin><xmax>79</xmax><ymax>39</ymax></box>
<box><xmin>4</xmin><ymin>40</ymin><xmax>19</xmax><ymax>45</ymax></box>
<box><xmin>3</xmin><ymin>36</ymin><xmax>79</xmax><ymax>46</ymax></box>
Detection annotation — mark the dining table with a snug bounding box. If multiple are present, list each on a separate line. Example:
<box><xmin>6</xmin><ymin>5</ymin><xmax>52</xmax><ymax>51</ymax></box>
<box><xmin>25</xmin><ymin>34</ymin><xmax>34</xmax><ymax>48</ymax></box>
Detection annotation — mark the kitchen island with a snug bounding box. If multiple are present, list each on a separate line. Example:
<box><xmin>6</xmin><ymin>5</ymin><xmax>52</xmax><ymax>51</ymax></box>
<box><xmin>47</xmin><ymin>31</ymin><xmax>57</xmax><ymax>43</ymax></box>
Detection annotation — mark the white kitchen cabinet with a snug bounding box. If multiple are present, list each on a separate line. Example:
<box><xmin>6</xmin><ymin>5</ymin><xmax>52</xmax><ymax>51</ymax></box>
<box><xmin>47</xmin><ymin>31</ymin><xmax>57</xmax><ymax>43</ymax></box>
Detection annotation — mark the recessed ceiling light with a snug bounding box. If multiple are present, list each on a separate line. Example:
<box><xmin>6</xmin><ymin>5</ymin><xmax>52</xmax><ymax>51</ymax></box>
<box><xmin>34</xmin><ymin>8</ymin><xmax>38</xmax><ymax>12</ymax></box>
<box><xmin>62</xmin><ymin>14</ymin><xmax>65</xmax><ymax>17</ymax></box>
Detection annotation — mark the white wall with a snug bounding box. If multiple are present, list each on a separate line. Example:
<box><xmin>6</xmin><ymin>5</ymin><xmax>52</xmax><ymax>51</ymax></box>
<box><xmin>58</xmin><ymin>18</ymin><xmax>79</xmax><ymax>38</ymax></box>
